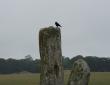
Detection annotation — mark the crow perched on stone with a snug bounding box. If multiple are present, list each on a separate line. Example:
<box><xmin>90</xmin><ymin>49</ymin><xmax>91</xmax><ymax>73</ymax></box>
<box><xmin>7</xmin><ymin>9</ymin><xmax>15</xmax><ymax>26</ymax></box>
<box><xmin>55</xmin><ymin>22</ymin><xmax>62</xmax><ymax>27</ymax></box>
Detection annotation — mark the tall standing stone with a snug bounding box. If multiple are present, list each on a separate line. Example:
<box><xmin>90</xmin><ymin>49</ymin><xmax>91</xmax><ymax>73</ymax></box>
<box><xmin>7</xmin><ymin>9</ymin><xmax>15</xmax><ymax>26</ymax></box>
<box><xmin>39</xmin><ymin>26</ymin><xmax>64</xmax><ymax>85</ymax></box>
<box><xmin>67</xmin><ymin>59</ymin><xmax>90</xmax><ymax>85</ymax></box>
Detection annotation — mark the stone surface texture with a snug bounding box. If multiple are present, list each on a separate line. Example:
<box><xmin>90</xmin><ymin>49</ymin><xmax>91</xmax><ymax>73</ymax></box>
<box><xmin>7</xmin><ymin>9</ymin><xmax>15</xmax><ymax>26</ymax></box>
<box><xmin>68</xmin><ymin>59</ymin><xmax>90</xmax><ymax>85</ymax></box>
<box><xmin>39</xmin><ymin>26</ymin><xmax>64</xmax><ymax>85</ymax></box>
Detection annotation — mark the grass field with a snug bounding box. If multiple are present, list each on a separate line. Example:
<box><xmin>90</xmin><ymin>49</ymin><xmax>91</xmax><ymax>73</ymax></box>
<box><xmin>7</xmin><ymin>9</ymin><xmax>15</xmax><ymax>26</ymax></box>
<box><xmin>0</xmin><ymin>71</ymin><xmax>110</xmax><ymax>85</ymax></box>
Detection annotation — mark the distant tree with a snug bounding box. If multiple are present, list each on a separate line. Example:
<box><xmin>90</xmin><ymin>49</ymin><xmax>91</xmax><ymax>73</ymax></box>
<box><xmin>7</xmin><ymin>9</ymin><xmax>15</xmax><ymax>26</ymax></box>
<box><xmin>0</xmin><ymin>58</ymin><xmax>7</xmax><ymax>74</ymax></box>
<box><xmin>25</xmin><ymin>55</ymin><xmax>33</xmax><ymax>61</ymax></box>
<box><xmin>33</xmin><ymin>65</ymin><xmax>40</xmax><ymax>73</ymax></box>
<box><xmin>7</xmin><ymin>58</ymin><xmax>22</xmax><ymax>74</ymax></box>
<box><xmin>84</xmin><ymin>56</ymin><xmax>97</xmax><ymax>71</ymax></box>
<box><xmin>31</xmin><ymin>59</ymin><xmax>40</xmax><ymax>73</ymax></box>
<box><xmin>21</xmin><ymin>55</ymin><xmax>34</xmax><ymax>72</ymax></box>
<box><xmin>62</xmin><ymin>56</ymin><xmax>71</xmax><ymax>69</ymax></box>
<box><xmin>70</xmin><ymin>55</ymin><xmax>84</xmax><ymax>66</ymax></box>
<box><xmin>1</xmin><ymin>55</ymin><xmax>110</xmax><ymax>74</ymax></box>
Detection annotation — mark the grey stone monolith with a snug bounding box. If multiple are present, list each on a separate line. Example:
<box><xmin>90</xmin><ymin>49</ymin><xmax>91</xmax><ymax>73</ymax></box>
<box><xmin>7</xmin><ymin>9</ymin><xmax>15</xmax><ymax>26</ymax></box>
<box><xmin>67</xmin><ymin>59</ymin><xmax>90</xmax><ymax>85</ymax></box>
<box><xmin>39</xmin><ymin>26</ymin><xmax>64</xmax><ymax>85</ymax></box>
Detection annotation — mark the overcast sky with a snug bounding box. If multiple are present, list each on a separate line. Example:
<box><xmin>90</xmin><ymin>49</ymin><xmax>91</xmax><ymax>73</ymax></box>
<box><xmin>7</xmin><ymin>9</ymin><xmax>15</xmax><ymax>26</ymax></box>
<box><xmin>0</xmin><ymin>0</ymin><xmax>110</xmax><ymax>60</ymax></box>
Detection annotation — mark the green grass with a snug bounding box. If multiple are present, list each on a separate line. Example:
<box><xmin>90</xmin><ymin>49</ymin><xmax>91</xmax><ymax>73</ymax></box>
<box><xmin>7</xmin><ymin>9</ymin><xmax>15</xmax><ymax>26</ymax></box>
<box><xmin>89</xmin><ymin>72</ymin><xmax>110</xmax><ymax>85</ymax></box>
<box><xmin>0</xmin><ymin>73</ymin><xmax>40</xmax><ymax>85</ymax></box>
<box><xmin>0</xmin><ymin>71</ymin><xmax>110</xmax><ymax>85</ymax></box>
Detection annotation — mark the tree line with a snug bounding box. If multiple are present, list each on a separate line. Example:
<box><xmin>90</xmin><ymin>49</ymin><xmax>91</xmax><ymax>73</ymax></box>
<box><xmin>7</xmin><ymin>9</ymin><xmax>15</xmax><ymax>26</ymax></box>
<box><xmin>62</xmin><ymin>55</ymin><xmax>110</xmax><ymax>72</ymax></box>
<box><xmin>0</xmin><ymin>55</ymin><xmax>110</xmax><ymax>74</ymax></box>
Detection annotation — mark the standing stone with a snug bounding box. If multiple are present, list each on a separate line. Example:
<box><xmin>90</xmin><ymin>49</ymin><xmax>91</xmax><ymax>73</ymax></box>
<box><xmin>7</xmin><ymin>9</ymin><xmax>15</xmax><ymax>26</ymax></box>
<box><xmin>39</xmin><ymin>26</ymin><xmax>64</xmax><ymax>85</ymax></box>
<box><xmin>67</xmin><ymin>59</ymin><xmax>90</xmax><ymax>85</ymax></box>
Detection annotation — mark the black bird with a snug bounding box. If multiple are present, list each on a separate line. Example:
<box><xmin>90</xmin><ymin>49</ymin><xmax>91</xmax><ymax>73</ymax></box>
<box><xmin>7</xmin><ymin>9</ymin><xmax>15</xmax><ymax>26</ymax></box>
<box><xmin>55</xmin><ymin>22</ymin><xmax>62</xmax><ymax>27</ymax></box>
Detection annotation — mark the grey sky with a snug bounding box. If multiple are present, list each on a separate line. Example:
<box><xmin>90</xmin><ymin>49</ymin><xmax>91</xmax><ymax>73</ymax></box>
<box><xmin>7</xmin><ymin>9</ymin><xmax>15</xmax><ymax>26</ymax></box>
<box><xmin>0</xmin><ymin>0</ymin><xmax>110</xmax><ymax>60</ymax></box>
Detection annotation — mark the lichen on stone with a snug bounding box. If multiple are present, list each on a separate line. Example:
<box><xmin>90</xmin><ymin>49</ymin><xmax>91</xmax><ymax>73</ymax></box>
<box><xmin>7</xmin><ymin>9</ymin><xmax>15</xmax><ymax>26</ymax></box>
<box><xmin>39</xmin><ymin>26</ymin><xmax>64</xmax><ymax>85</ymax></box>
<box><xmin>67</xmin><ymin>59</ymin><xmax>90</xmax><ymax>85</ymax></box>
